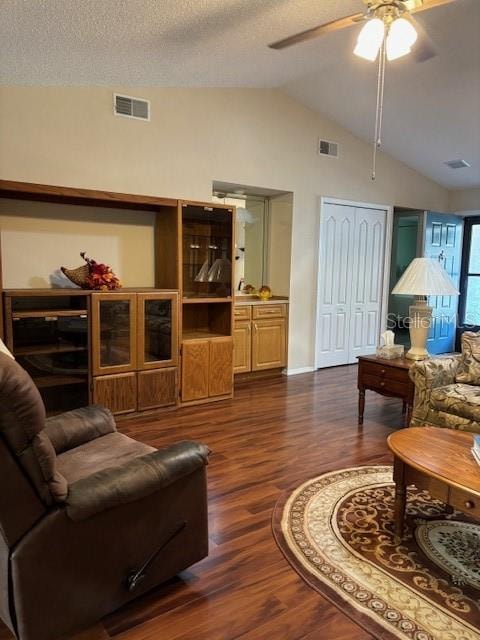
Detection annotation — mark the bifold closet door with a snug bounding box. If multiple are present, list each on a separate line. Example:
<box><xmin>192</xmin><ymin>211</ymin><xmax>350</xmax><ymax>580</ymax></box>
<box><xmin>316</xmin><ymin>203</ymin><xmax>386</xmax><ymax>368</ymax></box>
<box><xmin>316</xmin><ymin>204</ymin><xmax>355</xmax><ymax>367</ymax></box>
<box><xmin>348</xmin><ymin>208</ymin><xmax>386</xmax><ymax>362</ymax></box>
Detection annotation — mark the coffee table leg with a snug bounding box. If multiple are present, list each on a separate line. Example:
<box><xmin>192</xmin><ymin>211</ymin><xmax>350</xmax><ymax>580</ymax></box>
<box><xmin>358</xmin><ymin>389</ymin><xmax>365</xmax><ymax>427</ymax></box>
<box><xmin>392</xmin><ymin>457</ymin><xmax>407</xmax><ymax>539</ymax></box>
<box><xmin>394</xmin><ymin>483</ymin><xmax>407</xmax><ymax>539</ymax></box>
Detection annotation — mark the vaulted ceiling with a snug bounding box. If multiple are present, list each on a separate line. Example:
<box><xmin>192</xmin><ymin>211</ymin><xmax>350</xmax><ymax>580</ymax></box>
<box><xmin>1</xmin><ymin>0</ymin><xmax>479</xmax><ymax>188</ymax></box>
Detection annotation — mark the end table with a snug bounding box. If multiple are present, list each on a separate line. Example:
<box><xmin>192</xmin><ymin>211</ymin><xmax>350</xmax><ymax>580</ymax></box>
<box><xmin>357</xmin><ymin>355</ymin><xmax>416</xmax><ymax>428</ymax></box>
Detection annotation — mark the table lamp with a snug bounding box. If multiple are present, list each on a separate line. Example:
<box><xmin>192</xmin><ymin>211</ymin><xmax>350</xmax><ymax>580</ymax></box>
<box><xmin>391</xmin><ymin>257</ymin><xmax>459</xmax><ymax>361</ymax></box>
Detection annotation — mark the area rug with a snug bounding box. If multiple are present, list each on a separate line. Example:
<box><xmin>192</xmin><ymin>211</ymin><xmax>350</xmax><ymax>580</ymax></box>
<box><xmin>272</xmin><ymin>465</ymin><xmax>480</xmax><ymax>640</ymax></box>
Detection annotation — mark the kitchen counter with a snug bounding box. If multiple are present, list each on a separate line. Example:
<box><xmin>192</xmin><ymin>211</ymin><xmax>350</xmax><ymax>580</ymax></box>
<box><xmin>235</xmin><ymin>296</ymin><xmax>289</xmax><ymax>306</ymax></box>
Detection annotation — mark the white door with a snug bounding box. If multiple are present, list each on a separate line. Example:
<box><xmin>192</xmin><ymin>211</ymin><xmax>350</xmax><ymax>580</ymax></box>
<box><xmin>316</xmin><ymin>202</ymin><xmax>387</xmax><ymax>368</ymax></box>
<box><xmin>316</xmin><ymin>204</ymin><xmax>355</xmax><ymax>367</ymax></box>
<box><xmin>348</xmin><ymin>208</ymin><xmax>386</xmax><ymax>362</ymax></box>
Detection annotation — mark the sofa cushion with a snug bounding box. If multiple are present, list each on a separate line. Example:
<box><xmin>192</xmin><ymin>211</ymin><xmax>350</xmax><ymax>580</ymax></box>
<box><xmin>57</xmin><ymin>432</ymin><xmax>155</xmax><ymax>484</ymax></box>
<box><xmin>456</xmin><ymin>332</ymin><xmax>480</xmax><ymax>384</ymax></box>
<box><xmin>430</xmin><ymin>383</ymin><xmax>480</xmax><ymax>422</ymax></box>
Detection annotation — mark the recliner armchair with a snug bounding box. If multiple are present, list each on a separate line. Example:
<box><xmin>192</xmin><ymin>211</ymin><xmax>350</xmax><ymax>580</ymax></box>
<box><xmin>0</xmin><ymin>352</ymin><xmax>210</xmax><ymax>640</ymax></box>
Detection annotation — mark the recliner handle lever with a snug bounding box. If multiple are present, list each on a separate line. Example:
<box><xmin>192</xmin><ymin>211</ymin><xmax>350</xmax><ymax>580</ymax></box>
<box><xmin>126</xmin><ymin>520</ymin><xmax>187</xmax><ymax>592</ymax></box>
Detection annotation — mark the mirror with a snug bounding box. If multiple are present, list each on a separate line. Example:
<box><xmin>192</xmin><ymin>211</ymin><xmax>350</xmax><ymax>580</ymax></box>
<box><xmin>212</xmin><ymin>186</ymin><xmax>293</xmax><ymax>297</ymax></box>
<box><xmin>212</xmin><ymin>194</ymin><xmax>268</xmax><ymax>292</ymax></box>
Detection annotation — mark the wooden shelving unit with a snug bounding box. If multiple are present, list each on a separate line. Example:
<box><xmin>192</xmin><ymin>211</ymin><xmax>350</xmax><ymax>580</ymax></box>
<box><xmin>0</xmin><ymin>180</ymin><xmax>236</xmax><ymax>413</ymax></box>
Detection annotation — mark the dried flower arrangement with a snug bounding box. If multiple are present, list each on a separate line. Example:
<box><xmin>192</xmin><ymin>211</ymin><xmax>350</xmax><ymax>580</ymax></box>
<box><xmin>61</xmin><ymin>252</ymin><xmax>122</xmax><ymax>290</ymax></box>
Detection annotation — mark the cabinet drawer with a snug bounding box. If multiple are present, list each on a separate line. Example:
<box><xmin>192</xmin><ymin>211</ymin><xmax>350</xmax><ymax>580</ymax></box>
<box><xmin>361</xmin><ymin>361</ymin><xmax>409</xmax><ymax>383</ymax></box>
<box><xmin>234</xmin><ymin>306</ymin><xmax>251</xmax><ymax>321</ymax></box>
<box><xmin>252</xmin><ymin>304</ymin><xmax>286</xmax><ymax>320</ymax></box>
<box><xmin>449</xmin><ymin>487</ymin><xmax>480</xmax><ymax>517</ymax></box>
<box><xmin>362</xmin><ymin>373</ymin><xmax>409</xmax><ymax>397</ymax></box>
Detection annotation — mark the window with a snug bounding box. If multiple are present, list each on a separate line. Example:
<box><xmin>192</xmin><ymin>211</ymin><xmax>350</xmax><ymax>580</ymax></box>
<box><xmin>460</xmin><ymin>218</ymin><xmax>480</xmax><ymax>327</ymax></box>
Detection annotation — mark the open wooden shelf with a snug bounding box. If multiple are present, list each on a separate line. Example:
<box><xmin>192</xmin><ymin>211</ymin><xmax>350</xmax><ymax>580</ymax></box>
<box><xmin>33</xmin><ymin>375</ymin><xmax>87</xmax><ymax>389</ymax></box>
<box><xmin>13</xmin><ymin>309</ymin><xmax>88</xmax><ymax>319</ymax></box>
<box><xmin>14</xmin><ymin>343</ymin><xmax>87</xmax><ymax>356</ymax></box>
<box><xmin>182</xmin><ymin>330</ymin><xmax>230</xmax><ymax>341</ymax></box>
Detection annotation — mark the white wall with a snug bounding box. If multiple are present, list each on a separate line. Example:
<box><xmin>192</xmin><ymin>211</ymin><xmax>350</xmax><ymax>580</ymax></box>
<box><xmin>0</xmin><ymin>200</ymin><xmax>155</xmax><ymax>288</ymax></box>
<box><xmin>0</xmin><ymin>87</ymin><xmax>449</xmax><ymax>370</ymax></box>
<box><xmin>449</xmin><ymin>188</ymin><xmax>480</xmax><ymax>213</ymax></box>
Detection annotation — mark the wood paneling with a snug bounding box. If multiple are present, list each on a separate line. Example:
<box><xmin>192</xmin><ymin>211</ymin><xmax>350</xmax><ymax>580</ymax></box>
<box><xmin>0</xmin><ymin>364</ymin><xmax>400</xmax><ymax>640</ymax></box>
<box><xmin>93</xmin><ymin>373</ymin><xmax>137</xmax><ymax>415</ymax></box>
<box><xmin>138</xmin><ymin>368</ymin><xmax>177</xmax><ymax>410</ymax></box>
<box><xmin>154</xmin><ymin>207</ymin><xmax>180</xmax><ymax>289</ymax></box>
<box><xmin>209</xmin><ymin>337</ymin><xmax>233</xmax><ymax>397</ymax></box>
<box><xmin>181</xmin><ymin>339</ymin><xmax>209</xmax><ymax>402</ymax></box>
<box><xmin>233</xmin><ymin>321</ymin><xmax>251</xmax><ymax>373</ymax></box>
<box><xmin>252</xmin><ymin>318</ymin><xmax>287</xmax><ymax>371</ymax></box>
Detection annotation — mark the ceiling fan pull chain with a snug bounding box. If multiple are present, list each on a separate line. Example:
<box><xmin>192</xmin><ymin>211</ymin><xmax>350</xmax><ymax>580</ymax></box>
<box><xmin>372</xmin><ymin>39</ymin><xmax>387</xmax><ymax>181</ymax></box>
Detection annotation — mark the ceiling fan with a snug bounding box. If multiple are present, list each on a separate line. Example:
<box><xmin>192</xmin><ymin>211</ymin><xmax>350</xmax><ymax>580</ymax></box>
<box><xmin>269</xmin><ymin>0</ymin><xmax>457</xmax><ymax>180</ymax></box>
<box><xmin>269</xmin><ymin>0</ymin><xmax>457</xmax><ymax>62</ymax></box>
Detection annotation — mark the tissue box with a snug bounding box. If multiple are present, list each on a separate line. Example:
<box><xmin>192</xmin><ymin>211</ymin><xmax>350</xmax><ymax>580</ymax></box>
<box><xmin>376</xmin><ymin>345</ymin><xmax>404</xmax><ymax>360</ymax></box>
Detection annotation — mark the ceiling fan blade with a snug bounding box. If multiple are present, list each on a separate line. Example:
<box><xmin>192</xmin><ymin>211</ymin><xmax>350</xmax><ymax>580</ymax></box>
<box><xmin>407</xmin><ymin>15</ymin><xmax>438</xmax><ymax>62</ymax></box>
<box><xmin>403</xmin><ymin>0</ymin><xmax>457</xmax><ymax>14</ymax></box>
<box><xmin>269</xmin><ymin>12</ymin><xmax>364</xmax><ymax>50</ymax></box>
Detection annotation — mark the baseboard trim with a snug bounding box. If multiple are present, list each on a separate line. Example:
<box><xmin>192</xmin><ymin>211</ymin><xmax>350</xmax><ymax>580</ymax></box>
<box><xmin>285</xmin><ymin>367</ymin><xmax>315</xmax><ymax>376</ymax></box>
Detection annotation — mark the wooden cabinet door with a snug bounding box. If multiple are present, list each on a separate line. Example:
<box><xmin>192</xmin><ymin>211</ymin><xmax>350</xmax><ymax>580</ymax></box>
<box><xmin>91</xmin><ymin>293</ymin><xmax>137</xmax><ymax>376</ymax></box>
<box><xmin>138</xmin><ymin>368</ymin><xmax>177</xmax><ymax>410</ymax></box>
<box><xmin>181</xmin><ymin>339</ymin><xmax>209</xmax><ymax>402</ymax></box>
<box><xmin>233</xmin><ymin>321</ymin><xmax>251</xmax><ymax>373</ymax></box>
<box><xmin>137</xmin><ymin>292</ymin><xmax>179</xmax><ymax>370</ymax></box>
<box><xmin>252</xmin><ymin>318</ymin><xmax>286</xmax><ymax>371</ymax></box>
<box><xmin>209</xmin><ymin>337</ymin><xmax>233</xmax><ymax>397</ymax></box>
<box><xmin>93</xmin><ymin>372</ymin><xmax>137</xmax><ymax>415</ymax></box>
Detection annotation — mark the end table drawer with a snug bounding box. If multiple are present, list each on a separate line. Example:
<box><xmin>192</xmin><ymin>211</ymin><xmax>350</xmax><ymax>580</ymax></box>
<box><xmin>363</xmin><ymin>373</ymin><xmax>409</xmax><ymax>397</ymax></box>
<box><xmin>449</xmin><ymin>487</ymin><xmax>480</xmax><ymax>517</ymax></box>
<box><xmin>361</xmin><ymin>361</ymin><xmax>408</xmax><ymax>383</ymax></box>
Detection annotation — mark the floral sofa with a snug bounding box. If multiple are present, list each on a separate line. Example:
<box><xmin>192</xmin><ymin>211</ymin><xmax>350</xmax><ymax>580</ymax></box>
<box><xmin>409</xmin><ymin>332</ymin><xmax>480</xmax><ymax>433</ymax></box>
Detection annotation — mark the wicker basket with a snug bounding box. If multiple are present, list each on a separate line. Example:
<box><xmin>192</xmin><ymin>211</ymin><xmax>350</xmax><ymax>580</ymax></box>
<box><xmin>61</xmin><ymin>264</ymin><xmax>90</xmax><ymax>288</ymax></box>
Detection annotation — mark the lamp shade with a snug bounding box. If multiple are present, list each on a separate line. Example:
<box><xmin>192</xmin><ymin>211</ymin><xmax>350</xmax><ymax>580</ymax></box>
<box><xmin>392</xmin><ymin>257</ymin><xmax>459</xmax><ymax>296</ymax></box>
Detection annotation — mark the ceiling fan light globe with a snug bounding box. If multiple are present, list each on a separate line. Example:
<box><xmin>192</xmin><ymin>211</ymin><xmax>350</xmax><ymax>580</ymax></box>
<box><xmin>386</xmin><ymin>43</ymin><xmax>412</xmax><ymax>60</ymax></box>
<box><xmin>386</xmin><ymin>17</ymin><xmax>418</xmax><ymax>60</ymax></box>
<box><xmin>353</xmin><ymin>18</ymin><xmax>385</xmax><ymax>61</ymax></box>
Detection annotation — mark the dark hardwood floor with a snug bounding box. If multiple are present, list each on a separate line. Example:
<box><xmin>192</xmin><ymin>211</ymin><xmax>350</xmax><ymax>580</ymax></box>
<box><xmin>1</xmin><ymin>364</ymin><xmax>406</xmax><ymax>640</ymax></box>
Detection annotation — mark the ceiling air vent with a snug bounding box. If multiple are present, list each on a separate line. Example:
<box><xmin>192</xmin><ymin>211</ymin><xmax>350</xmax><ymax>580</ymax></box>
<box><xmin>318</xmin><ymin>139</ymin><xmax>339</xmax><ymax>159</ymax></box>
<box><xmin>444</xmin><ymin>159</ymin><xmax>470</xmax><ymax>169</ymax></box>
<box><xmin>113</xmin><ymin>93</ymin><xmax>150</xmax><ymax>121</ymax></box>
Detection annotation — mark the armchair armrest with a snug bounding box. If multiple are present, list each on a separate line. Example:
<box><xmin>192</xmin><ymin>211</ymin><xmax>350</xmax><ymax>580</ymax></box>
<box><xmin>66</xmin><ymin>440</ymin><xmax>210</xmax><ymax>521</ymax></box>
<box><xmin>409</xmin><ymin>355</ymin><xmax>462</xmax><ymax>423</ymax></box>
<box><xmin>45</xmin><ymin>405</ymin><xmax>116</xmax><ymax>454</ymax></box>
<box><xmin>409</xmin><ymin>355</ymin><xmax>461</xmax><ymax>389</ymax></box>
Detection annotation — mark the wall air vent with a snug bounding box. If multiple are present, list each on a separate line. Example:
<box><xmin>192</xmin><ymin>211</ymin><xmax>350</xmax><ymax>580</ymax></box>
<box><xmin>318</xmin><ymin>139</ymin><xmax>339</xmax><ymax>159</ymax></box>
<box><xmin>113</xmin><ymin>93</ymin><xmax>150</xmax><ymax>121</ymax></box>
<box><xmin>444</xmin><ymin>159</ymin><xmax>471</xmax><ymax>169</ymax></box>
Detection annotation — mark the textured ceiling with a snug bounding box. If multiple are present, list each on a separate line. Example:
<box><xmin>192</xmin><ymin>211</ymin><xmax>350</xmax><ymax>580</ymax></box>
<box><xmin>1</xmin><ymin>0</ymin><xmax>479</xmax><ymax>188</ymax></box>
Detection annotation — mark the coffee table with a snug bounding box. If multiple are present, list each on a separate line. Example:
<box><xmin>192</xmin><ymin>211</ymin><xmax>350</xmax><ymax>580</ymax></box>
<box><xmin>387</xmin><ymin>426</ymin><xmax>480</xmax><ymax>538</ymax></box>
